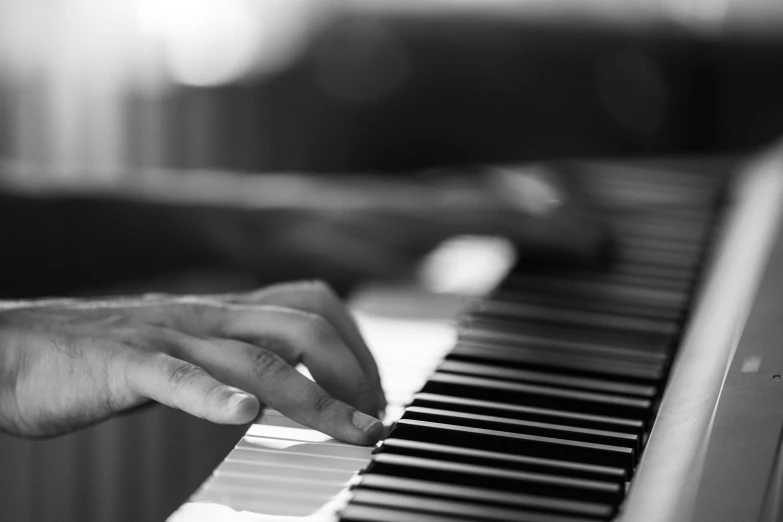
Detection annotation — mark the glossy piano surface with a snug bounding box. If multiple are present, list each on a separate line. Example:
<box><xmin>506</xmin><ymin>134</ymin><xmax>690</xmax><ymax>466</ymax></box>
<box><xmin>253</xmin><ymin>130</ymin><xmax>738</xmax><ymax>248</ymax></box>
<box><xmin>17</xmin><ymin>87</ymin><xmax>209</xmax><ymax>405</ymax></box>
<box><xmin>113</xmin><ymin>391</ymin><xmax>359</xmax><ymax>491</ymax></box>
<box><xmin>169</xmin><ymin>156</ymin><xmax>778</xmax><ymax>522</ymax></box>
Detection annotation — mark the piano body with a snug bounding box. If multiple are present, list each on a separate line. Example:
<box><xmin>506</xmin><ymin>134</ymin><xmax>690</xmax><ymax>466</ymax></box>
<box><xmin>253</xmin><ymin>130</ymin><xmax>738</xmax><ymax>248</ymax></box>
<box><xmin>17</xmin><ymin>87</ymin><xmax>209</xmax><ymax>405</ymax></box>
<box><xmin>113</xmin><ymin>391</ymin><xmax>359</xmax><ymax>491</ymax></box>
<box><xmin>167</xmin><ymin>143</ymin><xmax>783</xmax><ymax>522</ymax></box>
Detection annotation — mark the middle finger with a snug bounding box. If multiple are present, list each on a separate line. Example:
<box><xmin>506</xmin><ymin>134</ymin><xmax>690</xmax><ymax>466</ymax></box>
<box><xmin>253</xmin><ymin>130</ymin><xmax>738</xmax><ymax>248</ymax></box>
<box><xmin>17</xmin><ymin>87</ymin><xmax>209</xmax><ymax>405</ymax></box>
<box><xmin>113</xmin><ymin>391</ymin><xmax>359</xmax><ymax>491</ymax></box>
<box><xmin>128</xmin><ymin>302</ymin><xmax>383</xmax><ymax>416</ymax></box>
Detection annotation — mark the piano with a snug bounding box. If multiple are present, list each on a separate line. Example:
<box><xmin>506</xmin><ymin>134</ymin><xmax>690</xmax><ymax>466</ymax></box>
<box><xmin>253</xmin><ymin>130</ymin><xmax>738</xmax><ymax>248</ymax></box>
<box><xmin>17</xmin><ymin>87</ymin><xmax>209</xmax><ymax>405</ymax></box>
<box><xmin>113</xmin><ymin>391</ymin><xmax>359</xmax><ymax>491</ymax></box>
<box><xmin>168</xmin><ymin>144</ymin><xmax>783</xmax><ymax>522</ymax></box>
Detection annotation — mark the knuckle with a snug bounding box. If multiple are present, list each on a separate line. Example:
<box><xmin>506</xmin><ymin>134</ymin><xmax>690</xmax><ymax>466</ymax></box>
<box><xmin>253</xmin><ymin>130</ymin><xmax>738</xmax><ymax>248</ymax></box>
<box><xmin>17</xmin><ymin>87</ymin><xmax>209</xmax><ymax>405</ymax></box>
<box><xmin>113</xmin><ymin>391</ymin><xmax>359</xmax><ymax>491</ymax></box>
<box><xmin>166</xmin><ymin>360</ymin><xmax>203</xmax><ymax>393</ymax></box>
<box><xmin>118</xmin><ymin>328</ymin><xmax>157</xmax><ymax>355</ymax></box>
<box><xmin>249</xmin><ymin>349</ymin><xmax>284</xmax><ymax>378</ymax></box>
<box><xmin>181</xmin><ymin>302</ymin><xmax>208</xmax><ymax>324</ymax></box>
<box><xmin>311</xmin><ymin>392</ymin><xmax>337</xmax><ymax>416</ymax></box>
<box><xmin>149</xmin><ymin>352</ymin><xmax>171</xmax><ymax>369</ymax></box>
<box><xmin>181</xmin><ymin>298</ymin><xmax>218</xmax><ymax>315</ymax></box>
<box><xmin>106</xmin><ymin>356</ymin><xmax>133</xmax><ymax>412</ymax></box>
<box><xmin>142</xmin><ymin>311</ymin><xmax>178</xmax><ymax>330</ymax></box>
<box><xmin>133</xmin><ymin>325</ymin><xmax>169</xmax><ymax>343</ymax></box>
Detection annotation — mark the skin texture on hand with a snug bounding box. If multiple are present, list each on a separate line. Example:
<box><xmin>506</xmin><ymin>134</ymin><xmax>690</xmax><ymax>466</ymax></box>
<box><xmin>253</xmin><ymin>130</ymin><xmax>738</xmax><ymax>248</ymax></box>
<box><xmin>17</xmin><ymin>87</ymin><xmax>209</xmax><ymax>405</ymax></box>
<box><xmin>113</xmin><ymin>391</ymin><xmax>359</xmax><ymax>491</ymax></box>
<box><xmin>0</xmin><ymin>281</ymin><xmax>385</xmax><ymax>445</ymax></box>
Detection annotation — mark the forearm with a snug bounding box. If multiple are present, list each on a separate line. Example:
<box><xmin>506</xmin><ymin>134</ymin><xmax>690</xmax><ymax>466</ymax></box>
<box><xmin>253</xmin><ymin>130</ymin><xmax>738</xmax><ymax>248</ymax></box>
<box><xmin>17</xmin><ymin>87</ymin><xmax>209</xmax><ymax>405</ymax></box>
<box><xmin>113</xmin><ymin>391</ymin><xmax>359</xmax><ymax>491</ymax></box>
<box><xmin>0</xmin><ymin>191</ymin><xmax>224</xmax><ymax>297</ymax></box>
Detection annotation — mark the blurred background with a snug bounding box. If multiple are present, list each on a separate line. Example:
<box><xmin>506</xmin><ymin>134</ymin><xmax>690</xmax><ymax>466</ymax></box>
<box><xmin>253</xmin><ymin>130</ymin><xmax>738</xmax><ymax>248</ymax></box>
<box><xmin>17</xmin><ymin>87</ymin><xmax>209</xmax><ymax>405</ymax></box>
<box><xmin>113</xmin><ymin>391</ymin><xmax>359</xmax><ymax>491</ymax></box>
<box><xmin>1</xmin><ymin>0</ymin><xmax>783</xmax><ymax>178</ymax></box>
<box><xmin>1</xmin><ymin>0</ymin><xmax>783</xmax><ymax>521</ymax></box>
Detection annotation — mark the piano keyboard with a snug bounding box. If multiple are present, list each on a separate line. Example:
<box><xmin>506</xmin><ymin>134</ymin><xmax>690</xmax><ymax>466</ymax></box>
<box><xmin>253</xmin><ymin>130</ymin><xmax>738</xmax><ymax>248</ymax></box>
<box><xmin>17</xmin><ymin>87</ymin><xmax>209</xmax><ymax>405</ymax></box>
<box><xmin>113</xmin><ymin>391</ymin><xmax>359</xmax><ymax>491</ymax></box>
<box><xmin>169</xmin><ymin>161</ymin><xmax>728</xmax><ymax>522</ymax></box>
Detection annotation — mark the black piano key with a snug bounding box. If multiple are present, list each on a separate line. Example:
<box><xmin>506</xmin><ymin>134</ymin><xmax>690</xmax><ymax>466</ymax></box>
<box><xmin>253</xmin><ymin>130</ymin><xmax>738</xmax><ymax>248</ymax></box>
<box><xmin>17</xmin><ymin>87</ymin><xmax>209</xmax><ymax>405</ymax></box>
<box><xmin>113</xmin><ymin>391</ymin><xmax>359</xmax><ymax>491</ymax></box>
<box><xmin>479</xmin><ymin>301</ymin><xmax>680</xmax><ymax>337</ymax></box>
<box><xmin>491</xmin><ymin>290</ymin><xmax>685</xmax><ymax>323</ymax></box>
<box><xmin>379</xmin><ymin>437</ymin><xmax>628</xmax><ymax>483</ymax></box>
<box><xmin>449</xmin><ymin>341</ymin><xmax>665</xmax><ymax>382</ymax></box>
<box><xmin>390</xmin><ymin>420</ymin><xmax>635</xmax><ymax>473</ymax></box>
<box><xmin>605</xmin><ymin>258</ymin><xmax>701</xmax><ymax>281</ymax></box>
<box><xmin>411</xmin><ymin>393</ymin><xmax>645</xmax><ymax>434</ymax></box>
<box><xmin>507</xmin><ymin>265</ymin><xmax>695</xmax><ymax>292</ymax></box>
<box><xmin>335</xmin><ymin>166</ymin><xmax>725</xmax><ymax>522</ymax></box>
<box><xmin>469</xmin><ymin>305</ymin><xmax>677</xmax><ymax>341</ymax></box>
<box><xmin>366</xmin><ymin>453</ymin><xmax>625</xmax><ymax>504</ymax></box>
<box><xmin>509</xmin><ymin>261</ymin><xmax>697</xmax><ymax>290</ymax></box>
<box><xmin>611</xmin><ymin>244</ymin><xmax>702</xmax><ymax>270</ymax></box>
<box><xmin>463</xmin><ymin>319</ymin><xmax>674</xmax><ymax>357</ymax></box>
<box><xmin>617</xmin><ymin>235</ymin><xmax>705</xmax><ymax>256</ymax></box>
<box><xmin>533</xmin><ymin>258</ymin><xmax>697</xmax><ymax>283</ymax></box>
<box><xmin>609</xmin><ymin>216</ymin><xmax>711</xmax><ymax>242</ymax></box>
<box><xmin>437</xmin><ymin>361</ymin><xmax>657</xmax><ymax>398</ymax></box>
<box><xmin>584</xmin><ymin>167</ymin><xmax>722</xmax><ymax>196</ymax></box>
<box><xmin>421</xmin><ymin>373</ymin><xmax>653</xmax><ymax>421</ymax></box>
<box><xmin>339</xmin><ymin>504</ymin><xmax>597</xmax><ymax>522</ymax></box>
<box><xmin>357</xmin><ymin>474</ymin><xmax>616</xmax><ymax>519</ymax></box>
<box><xmin>401</xmin><ymin>407</ymin><xmax>641</xmax><ymax>453</ymax></box>
<box><xmin>466</xmin><ymin>318</ymin><xmax>674</xmax><ymax>359</ymax></box>
<box><xmin>494</xmin><ymin>284</ymin><xmax>688</xmax><ymax>318</ymax></box>
<box><xmin>502</xmin><ymin>274</ymin><xmax>690</xmax><ymax>310</ymax></box>
<box><xmin>349</xmin><ymin>489</ymin><xmax>603</xmax><ymax>522</ymax></box>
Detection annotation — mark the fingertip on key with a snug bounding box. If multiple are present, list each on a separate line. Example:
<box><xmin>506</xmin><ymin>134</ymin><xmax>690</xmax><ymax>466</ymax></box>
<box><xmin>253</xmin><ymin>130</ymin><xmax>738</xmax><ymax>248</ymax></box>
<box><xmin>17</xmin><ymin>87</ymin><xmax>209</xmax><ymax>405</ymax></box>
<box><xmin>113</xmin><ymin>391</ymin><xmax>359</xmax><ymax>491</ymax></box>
<box><xmin>352</xmin><ymin>410</ymin><xmax>384</xmax><ymax>444</ymax></box>
<box><xmin>353</xmin><ymin>410</ymin><xmax>381</xmax><ymax>431</ymax></box>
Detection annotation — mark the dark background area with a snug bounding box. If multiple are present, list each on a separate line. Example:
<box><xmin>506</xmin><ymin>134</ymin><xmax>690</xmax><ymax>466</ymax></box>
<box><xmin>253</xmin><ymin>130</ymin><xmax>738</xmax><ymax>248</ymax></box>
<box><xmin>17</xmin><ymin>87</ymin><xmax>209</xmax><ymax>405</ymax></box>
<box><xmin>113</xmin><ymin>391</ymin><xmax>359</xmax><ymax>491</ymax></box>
<box><xmin>126</xmin><ymin>13</ymin><xmax>783</xmax><ymax>173</ymax></box>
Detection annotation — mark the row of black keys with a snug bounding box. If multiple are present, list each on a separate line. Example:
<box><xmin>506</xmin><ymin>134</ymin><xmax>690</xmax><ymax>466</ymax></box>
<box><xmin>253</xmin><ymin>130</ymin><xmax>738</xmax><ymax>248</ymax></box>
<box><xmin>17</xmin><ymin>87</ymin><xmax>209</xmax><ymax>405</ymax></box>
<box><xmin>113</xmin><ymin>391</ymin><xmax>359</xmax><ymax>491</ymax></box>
<box><xmin>338</xmin><ymin>179</ymin><xmax>724</xmax><ymax>522</ymax></box>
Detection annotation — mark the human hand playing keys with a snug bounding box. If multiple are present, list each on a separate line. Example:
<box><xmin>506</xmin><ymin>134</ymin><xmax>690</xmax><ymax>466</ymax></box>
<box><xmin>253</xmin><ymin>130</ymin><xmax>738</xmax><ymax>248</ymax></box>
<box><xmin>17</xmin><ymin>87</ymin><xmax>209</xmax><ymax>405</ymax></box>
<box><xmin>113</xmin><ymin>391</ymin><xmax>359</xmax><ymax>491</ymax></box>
<box><xmin>0</xmin><ymin>165</ymin><xmax>604</xmax><ymax>445</ymax></box>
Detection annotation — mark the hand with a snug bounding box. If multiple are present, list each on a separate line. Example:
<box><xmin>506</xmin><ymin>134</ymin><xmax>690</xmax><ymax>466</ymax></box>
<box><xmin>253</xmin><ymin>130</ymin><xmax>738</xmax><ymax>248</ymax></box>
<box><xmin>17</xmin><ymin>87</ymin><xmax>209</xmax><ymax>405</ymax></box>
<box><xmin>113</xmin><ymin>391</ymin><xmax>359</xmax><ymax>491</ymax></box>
<box><xmin>0</xmin><ymin>281</ymin><xmax>385</xmax><ymax>445</ymax></box>
<box><xmin>200</xmin><ymin>164</ymin><xmax>608</xmax><ymax>281</ymax></box>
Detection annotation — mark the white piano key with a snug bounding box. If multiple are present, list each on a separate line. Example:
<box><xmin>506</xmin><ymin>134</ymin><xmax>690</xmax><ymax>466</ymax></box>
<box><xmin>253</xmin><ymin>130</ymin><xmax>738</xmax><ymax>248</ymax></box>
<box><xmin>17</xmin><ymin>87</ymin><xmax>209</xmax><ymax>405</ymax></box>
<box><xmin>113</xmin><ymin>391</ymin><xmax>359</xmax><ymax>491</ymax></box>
<box><xmin>200</xmin><ymin>489</ymin><xmax>329</xmax><ymax>512</ymax></box>
<box><xmin>206</xmin><ymin>471</ymin><xmax>347</xmax><ymax>491</ymax></box>
<box><xmin>198</xmin><ymin>492</ymin><xmax>326</xmax><ymax>515</ymax></box>
<box><xmin>208</xmin><ymin>471</ymin><xmax>346</xmax><ymax>490</ymax></box>
<box><xmin>236</xmin><ymin>440</ymin><xmax>372</xmax><ymax>460</ymax></box>
<box><xmin>194</xmin><ymin>499</ymin><xmax>330</xmax><ymax>522</ymax></box>
<box><xmin>244</xmin><ymin>425</ymin><xmax>339</xmax><ymax>443</ymax></box>
<box><xmin>218</xmin><ymin>461</ymin><xmax>354</xmax><ymax>485</ymax></box>
<box><xmin>228</xmin><ymin>448</ymin><xmax>367</xmax><ymax>471</ymax></box>
<box><xmin>172</xmin><ymin>495</ymin><xmax>352</xmax><ymax>522</ymax></box>
<box><xmin>190</xmin><ymin>468</ymin><xmax>350</xmax><ymax>518</ymax></box>
<box><xmin>205</xmin><ymin>482</ymin><xmax>330</xmax><ymax>502</ymax></box>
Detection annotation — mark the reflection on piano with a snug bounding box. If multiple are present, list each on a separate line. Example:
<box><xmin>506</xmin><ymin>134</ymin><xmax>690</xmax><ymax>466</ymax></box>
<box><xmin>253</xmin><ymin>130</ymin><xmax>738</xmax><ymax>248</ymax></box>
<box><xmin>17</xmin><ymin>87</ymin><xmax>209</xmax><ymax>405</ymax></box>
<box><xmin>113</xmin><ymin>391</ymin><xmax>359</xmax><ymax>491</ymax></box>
<box><xmin>169</xmin><ymin>146</ymin><xmax>783</xmax><ymax>522</ymax></box>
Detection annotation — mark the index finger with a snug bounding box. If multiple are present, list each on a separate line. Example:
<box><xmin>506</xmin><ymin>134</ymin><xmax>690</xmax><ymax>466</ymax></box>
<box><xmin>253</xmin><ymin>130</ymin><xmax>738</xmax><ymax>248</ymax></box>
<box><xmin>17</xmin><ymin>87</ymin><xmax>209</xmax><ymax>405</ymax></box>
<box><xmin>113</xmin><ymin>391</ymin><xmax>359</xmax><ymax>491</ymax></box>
<box><xmin>228</xmin><ymin>281</ymin><xmax>383</xmax><ymax>394</ymax></box>
<box><xmin>179</xmin><ymin>337</ymin><xmax>384</xmax><ymax>445</ymax></box>
<box><xmin>124</xmin><ymin>301</ymin><xmax>384</xmax><ymax>417</ymax></box>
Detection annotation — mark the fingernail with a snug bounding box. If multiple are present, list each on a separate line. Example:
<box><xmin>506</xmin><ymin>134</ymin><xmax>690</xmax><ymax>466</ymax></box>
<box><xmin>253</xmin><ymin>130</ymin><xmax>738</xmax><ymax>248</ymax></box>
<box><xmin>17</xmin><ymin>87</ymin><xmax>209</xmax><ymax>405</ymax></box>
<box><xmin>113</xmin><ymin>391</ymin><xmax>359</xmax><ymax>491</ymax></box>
<box><xmin>227</xmin><ymin>392</ymin><xmax>255</xmax><ymax>411</ymax></box>
<box><xmin>352</xmin><ymin>410</ymin><xmax>381</xmax><ymax>432</ymax></box>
